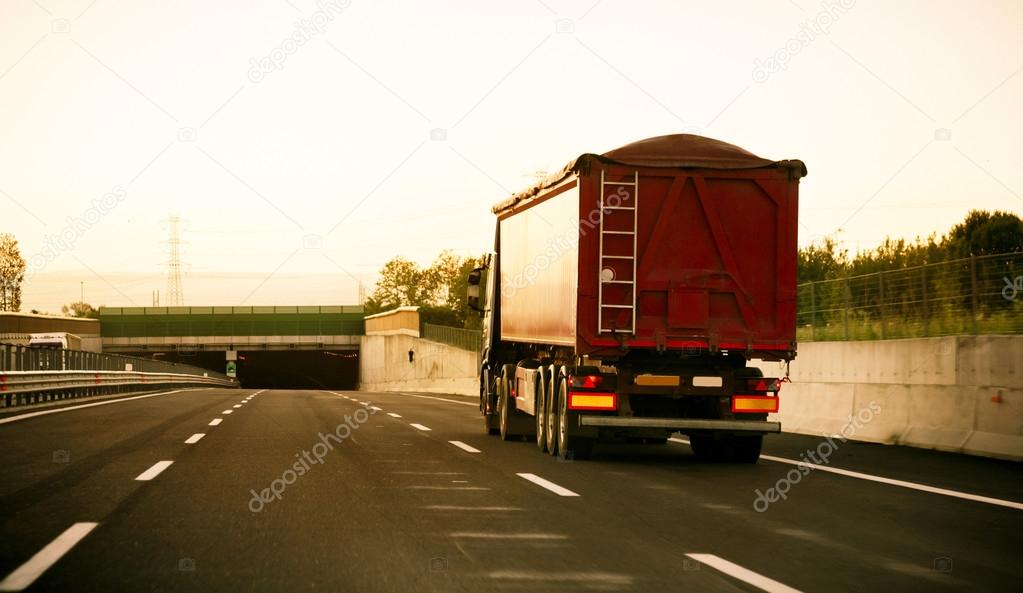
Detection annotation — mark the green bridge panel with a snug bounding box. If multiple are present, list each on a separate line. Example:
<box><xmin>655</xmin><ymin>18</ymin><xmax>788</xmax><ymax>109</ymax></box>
<box><xmin>100</xmin><ymin>306</ymin><xmax>365</xmax><ymax>337</ymax></box>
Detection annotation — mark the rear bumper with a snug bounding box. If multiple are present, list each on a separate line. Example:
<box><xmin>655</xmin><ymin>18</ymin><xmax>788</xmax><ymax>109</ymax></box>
<box><xmin>578</xmin><ymin>416</ymin><xmax>781</xmax><ymax>433</ymax></box>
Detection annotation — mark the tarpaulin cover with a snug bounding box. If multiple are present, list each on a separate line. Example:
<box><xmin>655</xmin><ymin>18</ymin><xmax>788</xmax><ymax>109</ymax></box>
<box><xmin>492</xmin><ymin>134</ymin><xmax>807</xmax><ymax>214</ymax></box>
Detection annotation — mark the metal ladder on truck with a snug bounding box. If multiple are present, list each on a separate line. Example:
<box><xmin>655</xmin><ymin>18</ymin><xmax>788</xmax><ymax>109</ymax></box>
<box><xmin>597</xmin><ymin>169</ymin><xmax>638</xmax><ymax>334</ymax></box>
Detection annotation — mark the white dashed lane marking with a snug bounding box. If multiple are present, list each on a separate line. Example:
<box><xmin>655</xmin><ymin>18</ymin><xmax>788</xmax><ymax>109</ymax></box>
<box><xmin>449</xmin><ymin>440</ymin><xmax>480</xmax><ymax>453</ymax></box>
<box><xmin>135</xmin><ymin>460</ymin><xmax>174</xmax><ymax>481</ymax></box>
<box><xmin>208</xmin><ymin>418</ymin><xmax>223</xmax><ymax>426</ymax></box>
<box><xmin>517</xmin><ymin>473</ymin><xmax>580</xmax><ymax>497</ymax></box>
<box><xmin>409</xmin><ymin>423</ymin><xmax>432</xmax><ymax>432</ymax></box>
<box><xmin>184</xmin><ymin>433</ymin><xmax>205</xmax><ymax>444</ymax></box>
<box><xmin>0</xmin><ymin>522</ymin><xmax>99</xmax><ymax>591</ymax></box>
<box><xmin>685</xmin><ymin>554</ymin><xmax>803</xmax><ymax>593</ymax></box>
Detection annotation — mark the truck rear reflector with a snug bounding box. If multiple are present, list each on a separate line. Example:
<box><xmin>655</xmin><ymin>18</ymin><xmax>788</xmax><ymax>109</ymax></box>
<box><xmin>634</xmin><ymin>374</ymin><xmax>679</xmax><ymax>387</ymax></box>
<box><xmin>731</xmin><ymin>395</ymin><xmax>779</xmax><ymax>413</ymax></box>
<box><xmin>568</xmin><ymin>392</ymin><xmax>617</xmax><ymax>411</ymax></box>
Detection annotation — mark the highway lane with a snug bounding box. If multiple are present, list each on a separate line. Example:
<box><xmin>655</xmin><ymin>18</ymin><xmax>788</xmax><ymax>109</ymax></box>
<box><xmin>0</xmin><ymin>388</ymin><xmax>1019</xmax><ymax>592</ymax></box>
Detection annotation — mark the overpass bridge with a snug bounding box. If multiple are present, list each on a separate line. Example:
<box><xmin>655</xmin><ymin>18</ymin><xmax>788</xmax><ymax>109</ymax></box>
<box><xmin>99</xmin><ymin>306</ymin><xmax>364</xmax><ymax>389</ymax></box>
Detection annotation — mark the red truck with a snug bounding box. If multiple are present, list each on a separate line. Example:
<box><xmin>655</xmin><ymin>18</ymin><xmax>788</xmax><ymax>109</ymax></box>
<box><xmin>467</xmin><ymin>134</ymin><xmax>806</xmax><ymax>461</ymax></box>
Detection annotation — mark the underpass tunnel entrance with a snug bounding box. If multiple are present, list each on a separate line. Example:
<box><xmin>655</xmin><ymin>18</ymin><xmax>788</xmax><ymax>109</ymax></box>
<box><xmin>132</xmin><ymin>349</ymin><xmax>359</xmax><ymax>390</ymax></box>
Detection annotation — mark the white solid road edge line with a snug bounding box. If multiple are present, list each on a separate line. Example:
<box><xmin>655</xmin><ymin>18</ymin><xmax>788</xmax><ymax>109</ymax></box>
<box><xmin>449</xmin><ymin>440</ymin><xmax>481</xmax><ymax>453</ymax></box>
<box><xmin>396</xmin><ymin>393</ymin><xmax>477</xmax><ymax>407</ymax></box>
<box><xmin>0</xmin><ymin>389</ymin><xmax>191</xmax><ymax>426</ymax></box>
<box><xmin>0</xmin><ymin>522</ymin><xmax>99</xmax><ymax>592</ymax></box>
<box><xmin>686</xmin><ymin>554</ymin><xmax>803</xmax><ymax>593</ymax></box>
<box><xmin>759</xmin><ymin>454</ymin><xmax>1023</xmax><ymax>511</ymax></box>
<box><xmin>667</xmin><ymin>437</ymin><xmax>1023</xmax><ymax>511</ymax></box>
<box><xmin>516</xmin><ymin>473</ymin><xmax>580</xmax><ymax>497</ymax></box>
<box><xmin>184</xmin><ymin>433</ymin><xmax>205</xmax><ymax>444</ymax></box>
<box><xmin>208</xmin><ymin>418</ymin><xmax>223</xmax><ymax>426</ymax></box>
<box><xmin>409</xmin><ymin>423</ymin><xmax>432</xmax><ymax>432</ymax></box>
<box><xmin>135</xmin><ymin>460</ymin><xmax>174</xmax><ymax>481</ymax></box>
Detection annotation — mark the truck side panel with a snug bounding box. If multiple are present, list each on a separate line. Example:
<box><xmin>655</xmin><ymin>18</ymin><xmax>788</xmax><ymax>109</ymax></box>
<box><xmin>498</xmin><ymin>181</ymin><xmax>579</xmax><ymax>346</ymax></box>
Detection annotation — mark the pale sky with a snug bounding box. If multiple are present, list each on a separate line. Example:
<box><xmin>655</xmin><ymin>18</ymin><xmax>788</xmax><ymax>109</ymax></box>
<box><xmin>2</xmin><ymin>0</ymin><xmax>1021</xmax><ymax>313</ymax></box>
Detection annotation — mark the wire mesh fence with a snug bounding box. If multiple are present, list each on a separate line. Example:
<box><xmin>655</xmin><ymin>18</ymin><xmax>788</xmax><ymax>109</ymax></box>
<box><xmin>798</xmin><ymin>252</ymin><xmax>1023</xmax><ymax>341</ymax></box>
<box><xmin>421</xmin><ymin>323</ymin><xmax>482</xmax><ymax>351</ymax></box>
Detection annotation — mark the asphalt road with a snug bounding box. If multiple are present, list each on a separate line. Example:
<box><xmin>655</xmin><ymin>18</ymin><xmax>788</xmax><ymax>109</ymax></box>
<box><xmin>0</xmin><ymin>388</ymin><xmax>1020</xmax><ymax>592</ymax></box>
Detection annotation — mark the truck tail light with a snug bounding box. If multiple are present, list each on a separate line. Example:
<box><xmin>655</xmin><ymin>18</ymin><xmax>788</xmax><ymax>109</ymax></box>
<box><xmin>744</xmin><ymin>378</ymin><xmax>781</xmax><ymax>393</ymax></box>
<box><xmin>570</xmin><ymin>375</ymin><xmax>603</xmax><ymax>389</ymax></box>
<box><xmin>567</xmin><ymin>392</ymin><xmax>617</xmax><ymax>411</ymax></box>
<box><xmin>732</xmin><ymin>395</ymin><xmax>779</xmax><ymax>413</ymax></box>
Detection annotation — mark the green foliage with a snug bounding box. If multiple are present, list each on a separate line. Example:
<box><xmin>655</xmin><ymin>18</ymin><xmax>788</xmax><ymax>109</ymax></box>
<box><xmin>799</xmin><ymin>210</ymin><xmax>1022</xmax><ymax>280</ymax></box>
<box><xmin>797</xmin><ymin>210</ymin><xmax>1023</xmax><ymax>340</ymax></box>
<box><xmin>61</xmin><ymin>302</ymin><xmax>101</xmax><ymax>318</ymax></box>
<box><xmin>0</xmin><ymin>233</ymin><xmax>27</xmax><ymax>312</ymax></box>
<box><xmin>366</xmin><ymin>250</ymin><xmax>484</xmax><ymax>329</ymax></box>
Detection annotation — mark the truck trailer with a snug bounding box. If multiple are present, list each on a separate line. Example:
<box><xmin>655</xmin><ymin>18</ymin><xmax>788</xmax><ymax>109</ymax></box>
<box><xmin>467</xmin><ymin>134</ymin><xmax>806</xmax><ymax>462</ymax></box>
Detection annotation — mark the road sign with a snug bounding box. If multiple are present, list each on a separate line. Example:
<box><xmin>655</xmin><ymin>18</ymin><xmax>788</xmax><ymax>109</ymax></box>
<box><xmin>226</xmin><ymin>350</ymin><xmax>238</xmax><ymax>361</ymax></box>
<box><xmin>226</xmin><ymin>361</ymin><xmax>237</xmax><ymax>378</ymax></box>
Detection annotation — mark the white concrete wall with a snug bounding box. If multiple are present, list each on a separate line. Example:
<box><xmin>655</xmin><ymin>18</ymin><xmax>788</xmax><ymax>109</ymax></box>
<box><xmin>753</xmin><ymin>336</ymin><xmax>1023</xmax><ymax>461</ymax></box>
<box><xmin>359</xmin><ymin>333</ymin><xmax>478</xmax><ymax>396</ymax></box>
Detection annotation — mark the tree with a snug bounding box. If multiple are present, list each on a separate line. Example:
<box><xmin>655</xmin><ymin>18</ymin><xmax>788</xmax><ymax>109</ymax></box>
<box><xmin>797</xmin><ymin>237</ymin><xmax>847</xmax><ymax>283</ymax></box>
<box><xmin>0</xmin><ymin>233</ymin><xmax>26</xmax><ymax>312</ymax></box>
<box><xmin>61</xmin><ymin>302</ymin><xmax>100</xmax><ymax>318</ymax></box>
<box><xmin>365</xmin><ymin>251</ymin><xmax>484</xmax><ymax>328</ymax></box>
<box><xmin>945</xmin><ymin>210</ymin><xmax>1023</xmax><ymax>258</ymax></box>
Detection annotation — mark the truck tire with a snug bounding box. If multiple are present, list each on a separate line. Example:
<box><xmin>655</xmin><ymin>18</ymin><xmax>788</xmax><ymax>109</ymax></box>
<box><xmin>499</xmin><ymin>364</ymin><xmax>532</xmax><ymax>441</ymax></box>
<box><xmin>535</xmin><ymin>368</ymin><xmax>548</xmax><ymax>452</ymax></box>
<box><xmin>727</xmin><ymin>435</ymin><xmax>763</xmax><ymax>463</ymax></box>
<box><xmin>690</xmin><ymin>434</ymin><xmax>762</xmax><ymax>463</ymax></box>
<box><xmin>556</xmin><ymin>367</ymin><xmax>593</xmax><ymax>460</ymax></box>
<box><xmin>481</xmin><ymin>367</ymin><xmax>499</xmax><ymax>436</ymax></box>
<box><xmin>544</xmin><ymin>365</ymin><xmax>559</xmax><ymax>456</ymax></box>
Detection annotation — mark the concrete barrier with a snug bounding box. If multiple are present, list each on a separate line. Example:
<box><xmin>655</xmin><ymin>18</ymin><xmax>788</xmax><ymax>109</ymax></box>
<box><xmin>359</xmin><ymin>333</ymin><xmax>478</xmax><ymax>396</ymax></box>
<box><xmin>754</xmin><ymin>336</ymin><xmax>1023</xmax><ymax>461</ymax></box>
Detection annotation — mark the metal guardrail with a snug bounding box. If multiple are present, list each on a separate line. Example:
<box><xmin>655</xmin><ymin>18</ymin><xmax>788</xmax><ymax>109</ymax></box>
<box><xmin>0</xmin><ymin>343</ymin><xmax>237</xmax><ymax>409</ymax></box>
<box><xmin>0</xmin><ymin>342</ymin><xmax>232</xmax><ymax>378</ymax></box>
<box><xmin>421</xmin><ymin>323</ymin><xmax>482</xmax><ymax>351</ymax></box>
<box><xmin>0</xmin><ymin>370</ymin><xmax>237</xmax><ymax>408</ymax></box>
<box><xmin>798</xmin><ymin>252</ymin><xmax>1022</xmax><ymax>341</ymax></box>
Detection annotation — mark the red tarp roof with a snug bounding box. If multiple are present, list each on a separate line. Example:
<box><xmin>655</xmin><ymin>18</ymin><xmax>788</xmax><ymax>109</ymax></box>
<box><xmin>493</xmin><ymin>133</ymin><xmax>807</xmax><ymax>214</ymax></box>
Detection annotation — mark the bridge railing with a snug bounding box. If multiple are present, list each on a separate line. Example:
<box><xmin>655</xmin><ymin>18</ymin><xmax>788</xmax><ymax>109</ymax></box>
<box><xmin>0</xmin><ymin>343</ymin><xmax>237</xmax><ymax>409</ymax></box>
<box><xmin>798</xmin><ymin>252</ymin><xmax>1023</xmax><ymax>341</ymax></box>
<box><xmin>421</xmin><ymin>324</ymin><xmax>482</xmax><ymax>352</ymax></box>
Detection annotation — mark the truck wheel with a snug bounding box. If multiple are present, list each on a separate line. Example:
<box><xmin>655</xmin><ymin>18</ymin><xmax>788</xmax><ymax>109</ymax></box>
<box><xmin>689</xmin><ymin>434</ymin><xmax>719</xmax><ymax>461</ymax></box>
<box><xmin>481</xmin><ymin>368</ymin><xmax>499</xmax><ymax>436</ymax></box>
<box><xmin>556</xmin><ymin>369</ymin><xmax>593</xmax><ymax>460</ymax></box>
<box><xmin>498</xmin><ymin>370</ymin><xmax>516</xmax><ymax>441</ymax></box>
<box><xmin>544</xmin><ymin>366</ymin><xmax>559</xmax><ymax>456</ymax></box>
<box><xmin>727</xmin><ymin>435</ymin><xmax>763</xmax><ymax>463</ymax></box>
<box><xmin>535</xmin><ymin>370</ymin><xmax>548</xmax><ymax>452</ymax></box>
<box><xmin>499</xmin><ymin>365</ymin><xmax>532</xmax><ymax>441</ymax></box>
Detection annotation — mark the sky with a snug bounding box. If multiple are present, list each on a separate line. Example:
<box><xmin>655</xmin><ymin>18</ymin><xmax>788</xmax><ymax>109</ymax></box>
<box><xmin>1</xmin><ymin>0</ymin><xmax>1021</xmax><ymax>313</ymax></box>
